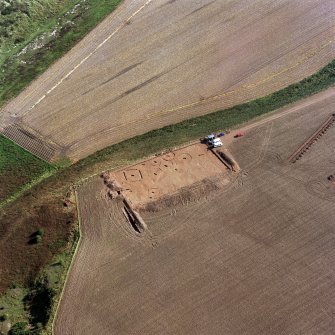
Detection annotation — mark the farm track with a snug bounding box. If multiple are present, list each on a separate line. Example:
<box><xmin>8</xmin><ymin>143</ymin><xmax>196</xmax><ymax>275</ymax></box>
<box><xmin>1</xmin><ymin>0</ymin><xmax>334</xmax><ymax>161</ymax></box>
<box><xmin>55</xmin><ymin>92</ymin><xmax>335</xmax><ymax>334</ymax></box>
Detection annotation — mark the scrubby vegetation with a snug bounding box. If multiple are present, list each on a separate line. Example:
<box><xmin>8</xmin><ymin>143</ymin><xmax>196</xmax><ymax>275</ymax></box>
<box><xmin>0</xmin><ymin>227</ymin><xmax>79</xmax><ymax>334</ymax></box>
<box><xmin>0</xmin><ymin>135</ymin><xmax>55</xmax><ymax>204</ymax></box>
<box><xmin>0</xmin><ymin>0</ymin><xmax>76</xmax><ymax>65</ymax></box>
<box><xmin>29</xmin><ymin>229</ymin><xmax>45</xmax><ymax>245</ymax></box>
<box><xmin>0</xmin><ymin>0</ymin><xmax>123</xmax><ymax>107</ymax></box>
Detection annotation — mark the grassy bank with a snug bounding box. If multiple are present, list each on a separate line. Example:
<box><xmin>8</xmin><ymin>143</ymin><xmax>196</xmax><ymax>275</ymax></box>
<box><xmin>0</xmin><ymin>136</ymin><xmax>55</xmax><ymax>203</ymax></box>
<box><xmin>78</xmin><ymin>58</ymin><xmax>335</xmax><ymax>168</ymax></box>
<box><xmin>1</xmin><ymin>59</ymin><xmax>334</xmax><ymax>207</ymax></box>
<box><xmin>0</xmin><ymin>0</ymin><xmax>123</xmax><ymax>106</ymax></box>
<box><xmin>0</xmin><ymin>0</ymin><xmax>78</xmax><ymax>65</ymax></box>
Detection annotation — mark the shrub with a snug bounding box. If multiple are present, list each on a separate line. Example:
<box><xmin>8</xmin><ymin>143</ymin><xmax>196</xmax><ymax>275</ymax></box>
<box><xmin>36</xmin><ymin>229</ymin><xmax>44</xmax><ymax>237</ymax></box>
<box><xmin>30</xmin><ymin>228</ymin><xmax>44</xmax><ymax>244</ymax></box>
<box><xmin>34</xmin><ymin>235</ymin><xmax>42</xmax><ymax>244</ymax></box>
<box><xmin>9</xmin><ymin>322</ymin><xmax>29</xmax><ymax>335</ymax></box>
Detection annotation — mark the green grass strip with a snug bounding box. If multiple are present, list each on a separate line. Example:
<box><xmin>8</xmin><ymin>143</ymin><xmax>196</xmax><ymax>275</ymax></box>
<box><xmin>0</xmin><ymin>135</ymin><xmax>56</xmax><ymax>204</ymax></box>
<box><xmin>1</xmin><ymin>60</ymin><xmax>334</xmax><ymax>208</ymax></box>
<box><xmin>0</xmin><ymin>169</ymin><xmax>56</xmax><ymax>209</ymax></box>
<box><xmin>77</xmin><ymin>59</ymin><xmax>335</xmax><ymax>168</ymax></box>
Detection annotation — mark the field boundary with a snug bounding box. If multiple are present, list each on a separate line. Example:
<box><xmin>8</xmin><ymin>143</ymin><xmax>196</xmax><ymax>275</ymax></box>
<box><xmin>50</xmin><ymin>189</ymin><xmax>82</xmax><ymax>335</ymax></box>
<box><xmin>1</xmin><ymin>122</ymin><xmax>63</xmax><ymax>163</ymax></box>
<box><xmin>1</xmin><ymin>60</ymin><xmax>334</xmax><ymax>210</ymax></box>
<box><xmin>0</xmin><ymin>170</ymin><xmax>55</xmax><ymax>210</ymax></box>
<box><xmin>76</xmin><ymin>59</ymin><xmax>335</xmax><ymax>168</ymax></box>
<box><xmin>289</xmin><ymin>113</ymin><xmax>335</xmax><ymax>163</ymax></box>
<box><xmin>0</xmin><ymin>0</ymin><xmax>126</xmax><ymax>109</ymax></box>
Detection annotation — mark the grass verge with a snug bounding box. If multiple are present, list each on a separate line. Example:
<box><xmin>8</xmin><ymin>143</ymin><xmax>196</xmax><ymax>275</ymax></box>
<box><xmin>0</xmin><ymin>0</ymin><xmax>123</xmax><ymax>205</ymax></box>
<box><xmin>0</xmin><ymin>136</ymin><xmax>56</xmax><ymax>203</ymax></box>
<box><xmin>77</xmin><ymin>59</ymin><xmax>335</xmax><ymax>168</ymax></box>
<box><xmin>1</xmin><ymin>59</ymin><xmax>334</xmax><ymax>207</ymax></box>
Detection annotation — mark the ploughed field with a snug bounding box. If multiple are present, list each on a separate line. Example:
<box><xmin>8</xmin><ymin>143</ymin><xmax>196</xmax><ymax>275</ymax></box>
<box><xmin>54</xmin><ymin>90</ymin><xmax>335</xmax><ymax>334</ymax></box>
<box><xmin>1</xmin><ymin>0</ymin><xmax>334</xmax><ymax>161</ymax></box>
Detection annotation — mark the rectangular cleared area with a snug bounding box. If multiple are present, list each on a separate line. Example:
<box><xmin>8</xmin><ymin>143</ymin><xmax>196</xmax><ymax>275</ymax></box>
<box><xmin>108</xmin><ymin>143</ymin><xmax>228</xmax><ymax>207</ymax></box>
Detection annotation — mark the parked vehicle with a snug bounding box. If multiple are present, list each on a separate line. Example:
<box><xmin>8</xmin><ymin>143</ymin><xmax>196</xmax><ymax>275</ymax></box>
<box><xmin>208</xmin><ymin>137</ymin><xmax>223</xmax><ymax>148</ymax></box>
<box><xmin>204</xmin><ymin>134</ymin><xmax>223</xmax><ymax>147</ymax></box>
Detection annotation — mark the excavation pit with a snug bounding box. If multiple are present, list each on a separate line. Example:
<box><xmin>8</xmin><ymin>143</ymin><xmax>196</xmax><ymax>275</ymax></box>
<box><xmin>107</xmin><ymin>144</ymin><xmax>229</xmax><ymax>208</ymax></box>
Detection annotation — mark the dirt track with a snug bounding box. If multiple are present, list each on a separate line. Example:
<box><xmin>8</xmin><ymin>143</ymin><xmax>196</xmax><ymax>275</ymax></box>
<box><xmin>1</xmin><ymin>0</ymin><xmax>334</xmax><ymax>161</ymax></box>
<box><xmin>54</xmin><ymin>91</ymin><xmax>335</xmax><ymax>334</ymax></box>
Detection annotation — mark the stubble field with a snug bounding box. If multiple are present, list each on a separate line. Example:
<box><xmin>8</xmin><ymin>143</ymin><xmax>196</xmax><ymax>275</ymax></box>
<box><xmin>0</xmin><ymin>0</ymin><xmax>334</xmax><ymax>161</ymax></box>
<box><xmin>54</xmin><ymin>89</ymin><xmax>335</xmax><ymax>334</ymax></box>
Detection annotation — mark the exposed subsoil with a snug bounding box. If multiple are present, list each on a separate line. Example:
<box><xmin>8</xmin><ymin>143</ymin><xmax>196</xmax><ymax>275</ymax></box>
<box><xmin>107</xmin><ymin>143</ymin><xmax>229</xmax><ymax>208</ymax></box>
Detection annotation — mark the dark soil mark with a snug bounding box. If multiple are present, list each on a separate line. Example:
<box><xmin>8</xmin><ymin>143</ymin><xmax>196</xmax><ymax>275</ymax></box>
<box><xmin>187</xmin><ymin>1</ymin><xmax>215</xmax><ymax>17</ymax></box>
<box><xmin>82</xmin><ymin>61</ymin><xmax>144</xmax><ymax>96</ymax></box>
<box><xmin>109</xmin><ymin>71</ymin><xmax>167</xmax><ymax>105</ymax></box>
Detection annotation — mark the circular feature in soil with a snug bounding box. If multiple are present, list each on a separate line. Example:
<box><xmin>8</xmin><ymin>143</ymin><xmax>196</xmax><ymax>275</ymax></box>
<box><xmin>176</xmin><ymin>153</ymin><xmax>192</xmax><ymax>162</ymax></box>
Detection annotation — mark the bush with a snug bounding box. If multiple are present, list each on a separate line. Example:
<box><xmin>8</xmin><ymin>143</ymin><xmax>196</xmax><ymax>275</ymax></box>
<box><xmin>9</xmin><ymin>282</ymin><xmax>17</xmax><ymax>289</ymax></box>
<box><xmin>9</xmin><ymin>322</ymin><xmax>29</xmax><ymax>335</ymax></box>
<box><xmin>34</xmin><ymin>235</ymin><xmax>42</xmax><ymax>244</ymax></box>
<box><xmin>24</xmin><ymin>276</ymin><xmax>55</xmax><ymax>327</ymax></box>
<box><xmin>29</xmin><ymin>228</ymin><xmax>45</xmax><ymax>244</ymax></box>
<box><xmin>36</xmin><ymin>229</ymin><xmax>44</xmax><ymax>237</ymax></box>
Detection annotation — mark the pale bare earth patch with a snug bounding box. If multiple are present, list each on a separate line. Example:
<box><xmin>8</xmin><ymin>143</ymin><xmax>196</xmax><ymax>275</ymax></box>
<box><xmin>106</xmin><ymin>143</ymin><xmax>229</xmax><ymax>208</ymax></box>
<box><xmin>1</xmin><ymin>0</ymin><xmax>334</xmax><ymax>161</ymax></box>
<box><xmin>54</xmin><ymin>92</ymin><xmax>335</xmax><ymax>334</ymax></box>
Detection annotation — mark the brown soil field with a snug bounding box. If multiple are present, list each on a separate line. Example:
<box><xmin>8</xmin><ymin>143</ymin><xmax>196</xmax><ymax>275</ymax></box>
<box><xmin>54</xmin><ymin>91</ymin><xmax>335</xmax><ymax>334</ymax></box>
<box><xmin>107</xmin><ymin>143</ymin><xmax>229</xmax><ymax>208</ymax></box>
<box><xmin>0</xmin><ymin>194</ymin><xmax>76</xmax><ymax>292</ymax></box>
<box><xmin>1</xmin><ymin>0</ymin><xmax>334</xmax><ymax>161</ymax></box>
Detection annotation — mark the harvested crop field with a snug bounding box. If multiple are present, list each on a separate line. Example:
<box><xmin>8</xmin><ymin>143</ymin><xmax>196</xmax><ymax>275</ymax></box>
<box><xmin>1</xmin><ymin>0</ymin><xmax>334</xmax><ymax>161</ymax></box>
<box><xmin>54</xmin><ymin>90</ymin><xmax>335</xmax><ymax>334</ymax></box>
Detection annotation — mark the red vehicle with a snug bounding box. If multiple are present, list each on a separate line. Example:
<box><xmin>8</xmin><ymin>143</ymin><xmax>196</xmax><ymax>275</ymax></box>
<box><xmin>234</xmin><ymin>132</ymin><xmax>244</xmax><ymax>138</ymax></box>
